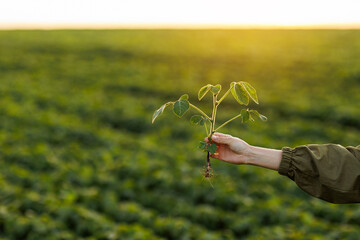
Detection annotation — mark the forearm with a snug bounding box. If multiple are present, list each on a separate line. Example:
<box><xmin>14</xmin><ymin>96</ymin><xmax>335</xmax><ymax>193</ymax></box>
<box><xmin>246</xmin><ymin>145</ymin><xmax>282</xmax><ymax>171</ymax></box>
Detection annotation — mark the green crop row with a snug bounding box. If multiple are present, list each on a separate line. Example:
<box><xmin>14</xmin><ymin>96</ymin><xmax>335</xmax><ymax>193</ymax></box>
<box><xmin>0</xmin><ymin>29</ymin><xmax>360</xmax><ymax>239</ymax></box>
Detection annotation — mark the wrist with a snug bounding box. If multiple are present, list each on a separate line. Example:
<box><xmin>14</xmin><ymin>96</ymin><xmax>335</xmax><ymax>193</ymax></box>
<box><xmin>245</xmin><ymin>145</ymin><xmax>257</xmax><ymax>165</ymax></box>
<box><xmin>245</xmin><ymin>145</ymin><xmax>282</xmax><ymax>171</ymax></box>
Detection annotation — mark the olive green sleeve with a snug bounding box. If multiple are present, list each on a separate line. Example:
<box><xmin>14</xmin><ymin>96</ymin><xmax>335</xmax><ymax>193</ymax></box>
<box><xmin>278</xmin><ymin>144</ymin><xmax>360</xmax><ymax>204</ymax></box>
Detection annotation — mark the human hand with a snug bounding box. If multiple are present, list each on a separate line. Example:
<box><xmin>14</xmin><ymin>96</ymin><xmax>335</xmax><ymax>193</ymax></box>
<box><xmin>205</xmin><ymin>132</ymin><xmax>252</xmax><ymax>165</ymax></box>
<box><xmin>205</xmin><ymin>132</ymin><xmax>282</xmax><ymax>170</ymax></box>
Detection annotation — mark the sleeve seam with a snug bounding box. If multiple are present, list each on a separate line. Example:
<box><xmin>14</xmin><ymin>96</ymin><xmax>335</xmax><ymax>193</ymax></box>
<box><xmin>278</xmin><ymin>147</ymin><xmax>294</xmax><ymax>177</ymax></box>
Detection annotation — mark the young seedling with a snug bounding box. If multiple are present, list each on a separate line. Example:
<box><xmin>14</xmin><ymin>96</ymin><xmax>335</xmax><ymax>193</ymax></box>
<box><xmin>152</xmin><ymin>82</ymin><xmax>267</xmax><ymax>179</ymax></box>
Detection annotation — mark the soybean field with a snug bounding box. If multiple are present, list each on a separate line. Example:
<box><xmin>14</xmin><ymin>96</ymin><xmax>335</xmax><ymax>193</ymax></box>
<box><xmin>0</xmin><ymin>29</ymin><xmax>360</xmax><ymax>239</ymax></box>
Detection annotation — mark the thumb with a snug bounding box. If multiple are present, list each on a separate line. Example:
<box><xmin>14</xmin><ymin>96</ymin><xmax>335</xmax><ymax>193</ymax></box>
<box><xmin>211</xmin><ymin>133</ymin><xmax>233</xmax><ymax>145</ymax></box>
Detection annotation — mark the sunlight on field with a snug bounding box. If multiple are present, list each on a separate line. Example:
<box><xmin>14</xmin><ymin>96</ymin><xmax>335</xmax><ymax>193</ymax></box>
<box><xmin>0</xmin><ymin>29</ymin><xmax>359</xmax><ymax>239</ymax></box>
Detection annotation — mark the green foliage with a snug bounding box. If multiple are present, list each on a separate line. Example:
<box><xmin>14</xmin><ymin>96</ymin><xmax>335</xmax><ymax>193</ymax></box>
<box><xmin>0</xmin><ymin>29</ymin><xmax>359</xmax><ymax>239</ymax></box>
<box><xmin>152</xmin><ymin>103</ymin><xmax>172</xmax><ymax>124</ymax></box>
<box><xmin>207</xmin><ymin>144</ymin><xmax>218</xmax><ymax>154</ymax></box>
<box><xmin>173</xmin><ymin>99</ymin><xmax>189</xmax><ymax>118</ymax></box>
<box><xmin>199</xmin><ymin>141</ymin><xmax>208</xmax><ymax>150</ymax></box>
<box><xmin>190</xmin><ymin>115</ymin><xmax>206</xmax><ymax>126</ymax></box>
<box><xmin>210</xmin><ymin>84</ymin><xmax>222</xmax><ymax>95</ymax></box>
<box><xmin>241</xmin><ymin>82</ymin><xmax>259</xmax><ymax>104</ymax></box>
<box><xmin>153</xmin><ymin>81</ymin><xmax>265</xmax><ymax>166</ymax></box>
<box><xmin>230</xmin><ymin>81</ymin><xmax>259</xmax><ymax>105</ymax></box>
<box><xmin>240</xmin><ymin>109</ymin><xmax>250</xmax><ymax>123</ymax></box>
<box><xmin>198</xmin><ymin>84</ymin><xmax>212</xmax><ymax>100</ymax></box>
<box><xmin>231</xmin><ymin>82</ymin><xmax>249</xmax><ymax>105</ymax></box>
<box><xmin>198</xmin><ymin>141</ymin><xmax>217</xmax><ymax>154</ymax></box>
<box><xmin>179</xmin><ymin>94</ymin><xmax>189</xmax><ymax>100</ymax></box>
<box><xmin>250</xmin><ymin>110</ymin><xmax>268</xmax><ymax>121</ymax></box>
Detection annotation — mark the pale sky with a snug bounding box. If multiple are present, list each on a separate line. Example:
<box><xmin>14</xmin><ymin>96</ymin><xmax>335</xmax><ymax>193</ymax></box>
<box><xmin>0</xmin><ymin>0</ymin><xmax>360</xmax><ymax>27</ymax></box>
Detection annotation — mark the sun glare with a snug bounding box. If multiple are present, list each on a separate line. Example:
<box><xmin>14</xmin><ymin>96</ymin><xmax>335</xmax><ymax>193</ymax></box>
<box><xmin>0</xmin><ymin>0</ymin><xmax>359</xmax><ymax>28</ymax></box>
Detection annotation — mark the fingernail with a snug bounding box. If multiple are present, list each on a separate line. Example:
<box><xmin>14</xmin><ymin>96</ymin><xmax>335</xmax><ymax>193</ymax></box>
<box><xmin>212</xmin><ymin>136</ymin><xmax>217</xmax><ymax>140</ymax></box>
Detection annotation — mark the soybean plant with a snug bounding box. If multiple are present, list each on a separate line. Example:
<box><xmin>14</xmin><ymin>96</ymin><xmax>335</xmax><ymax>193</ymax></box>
<box><xmin>152</xmin><ymin>82</ymin><xmax>267</xmax><ymax>178</ymax></box>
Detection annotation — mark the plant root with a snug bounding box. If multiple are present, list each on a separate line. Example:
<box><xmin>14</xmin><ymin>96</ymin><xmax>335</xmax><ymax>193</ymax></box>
<box><xmin>199</xmin><ymin>152</ymin><xmax>215</xmax><ymax>187</ymax></box>
<box><xmin>202</xmin><ymin>167</ymin><xmax>214</xmax><ymax>188</ymax></box>
<box><xmin>203</xmin><ymin>151</ymin><xmax>214</xmax><ymax>178</ymax></box>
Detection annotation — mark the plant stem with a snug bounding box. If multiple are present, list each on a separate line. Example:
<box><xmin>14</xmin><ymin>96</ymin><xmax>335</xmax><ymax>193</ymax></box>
<box><xmin>210</xmin><ymin>94</ymin><xmax>217</xmax><ymax>137</ymax></box>
<box><xmin>216</xmin><ymin>85</ymin><xmax>234</xmax><ymax>106</ymax></box>
<box><xmin>189</xmin><ymin>103</ymin><xmax>211</xmax><ymax>120</ymax></box>
<box><xmin>215</xmin><ymin>113</ymin><xmax>242</xmax><ymax>131</ymax></box>
<box><xmin>204</xmin><ymin>94</ymin><xmax>218</xmax><ymax>178</ymax></box>
<box><xmin>204</xmin><ymin>121</ymin><xmax>209</xmax><ymax>135</ymax></box>
<box><xmin>206</xmin><ymin>151</ymin><xmax>211</xmax><ymax>170</ymax></box>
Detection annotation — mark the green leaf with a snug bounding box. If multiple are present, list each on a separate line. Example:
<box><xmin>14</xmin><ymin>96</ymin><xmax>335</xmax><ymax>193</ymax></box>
<box><xmin>173</xmin><ymin>99</ymin><xmax>189</xmax><ymax>118</ymax></box>
<box><xmin>260</xmin><ymin>114</ymin><xmax>267</xmax><ymax>121</ymax></box>
<box><xmin>210</xmin><ymin>84</ymin><xmax>222</xmax><ymax>95</ymax></box>
<box><xmin>199</xmin><ymin>118</ymin><xmax>207</xmax><ymax>126</ymax></box>
<box><xmin>152</xmin><ymin>102</ymin><xmax>171</xmax><ymax>124</ymax></box>
<box><xmin>198</xmin><ymin>141</ymin><xmax>207</xmax><ymax>150</ymax></box>
<box><xmin>191</xmin><ymin>115</ymin><xmax>207</xmax><ymax>126</ymax></box>
<box><xmin>240</xmin><ymin>109</ymin><xmax>250</xmax><ymax>123</ymax></box>
<box><xmin>180</xmin><ymin>94</ymin><xmax>189</xmax><ymax>100</ymax></box>
<box><xmin>249</xmin><ymin>115</ymin><xmax>255</xmax><ymax>122</ymax></box>
<box><xmin>231</xmin><ymin>82</ymin><xmax>249</xmax><ymax>105</ymax></box>
<box><xmin>198</xmin><ymin>84</ymin><xmax>211</xmax><ymax>100</ymax></box>
<box><xmin>190</xmin><ymin>115</ymin><xmax>203</xmax><ymax>125</ymax></box>
<box><xmin>240</xmin><ymin>82</ymin><xmax>259</xmax><ymax>104</ymax></box>
<box><xmin>207</xmin><ymin>144</ymin><xmax>217</xmax><ymax>154</ymax></box>
<box><xmin>250</xmin><ymin>110</ymin><xmax>267</xmax><ymax>121</ymax></box>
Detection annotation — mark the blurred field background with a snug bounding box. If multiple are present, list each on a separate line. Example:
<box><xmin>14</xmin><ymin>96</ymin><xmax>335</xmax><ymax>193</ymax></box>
<box><xmin>0</xmin><ymin>29</ymin><xmax>360</xmax><ymax>239</ymax></box>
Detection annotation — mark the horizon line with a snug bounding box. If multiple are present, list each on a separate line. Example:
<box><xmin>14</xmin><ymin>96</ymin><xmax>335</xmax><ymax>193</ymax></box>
<box><xmin>1</xmin><ymin>23</ymin><xmax>360</xmax><ymax>30</ymax></box>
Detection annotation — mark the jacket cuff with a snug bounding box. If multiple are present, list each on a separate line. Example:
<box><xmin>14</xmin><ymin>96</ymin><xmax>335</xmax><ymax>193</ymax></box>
<box><xmin>278</xmin><ymin>147</ymin><xmax>294</xmax><ymax>176</ymax></box>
